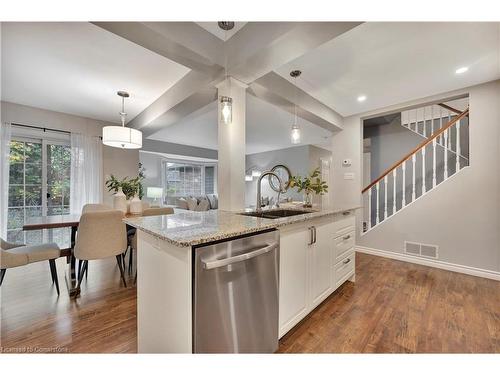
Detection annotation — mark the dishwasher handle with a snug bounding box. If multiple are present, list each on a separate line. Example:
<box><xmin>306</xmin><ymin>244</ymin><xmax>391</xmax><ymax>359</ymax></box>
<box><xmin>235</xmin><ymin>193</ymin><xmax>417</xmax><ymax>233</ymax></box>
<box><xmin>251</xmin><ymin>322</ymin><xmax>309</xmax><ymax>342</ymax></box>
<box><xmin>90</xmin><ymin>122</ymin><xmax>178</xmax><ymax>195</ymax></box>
<box><xmin>202</xmin><ymin>242</ymin><xmax>279</xmax><ymax>270</ymax></box>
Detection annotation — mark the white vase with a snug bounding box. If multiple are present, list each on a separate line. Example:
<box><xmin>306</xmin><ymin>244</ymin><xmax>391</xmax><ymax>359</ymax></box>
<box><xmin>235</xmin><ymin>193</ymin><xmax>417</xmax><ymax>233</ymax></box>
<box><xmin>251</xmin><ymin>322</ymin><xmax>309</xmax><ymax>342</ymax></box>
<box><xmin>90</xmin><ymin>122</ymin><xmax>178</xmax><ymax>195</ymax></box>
<box><xmin>113</xmin><ymin>188</ymin><xmax>127</xmax><ymax>214</ymax></box>
<box><xmin>129</xmin><ymin>194</ymin><xmax>142</xmax><ymax>215</ymax></box>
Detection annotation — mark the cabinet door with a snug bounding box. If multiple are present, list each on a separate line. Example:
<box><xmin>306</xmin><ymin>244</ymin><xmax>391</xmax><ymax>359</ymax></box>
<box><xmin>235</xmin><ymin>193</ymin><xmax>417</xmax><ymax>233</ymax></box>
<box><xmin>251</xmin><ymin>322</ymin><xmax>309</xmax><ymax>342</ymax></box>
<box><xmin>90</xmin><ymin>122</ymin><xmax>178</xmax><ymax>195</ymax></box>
<box><xmin>279</xmin><ymin>225</ymin><xmax>310</xmax><ymax>338</ymax></box>
<box><xmin>309</xmin><ymin>222</ymin><xmax>334</xmax><ymax>309</ymax></box>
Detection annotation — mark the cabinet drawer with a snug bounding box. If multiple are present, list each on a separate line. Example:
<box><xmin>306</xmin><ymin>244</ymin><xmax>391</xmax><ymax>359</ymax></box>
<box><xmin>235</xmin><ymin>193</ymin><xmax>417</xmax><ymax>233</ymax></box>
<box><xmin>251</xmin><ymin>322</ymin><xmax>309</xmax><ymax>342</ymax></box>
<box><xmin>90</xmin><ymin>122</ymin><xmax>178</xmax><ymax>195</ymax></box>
<box><xmin>332</xmin><ymin>216</ymin><xmax>355</xmax><ymax>237</ymax></box>
<box><xmin>333</xmin><ymin>251</ymin><xmax>355</xmax><ymax>287</ymax></box>
<box><xmin>333</xmin><ymin>231</ymin><xmax>354</xmax><ymax>263</ymax></box>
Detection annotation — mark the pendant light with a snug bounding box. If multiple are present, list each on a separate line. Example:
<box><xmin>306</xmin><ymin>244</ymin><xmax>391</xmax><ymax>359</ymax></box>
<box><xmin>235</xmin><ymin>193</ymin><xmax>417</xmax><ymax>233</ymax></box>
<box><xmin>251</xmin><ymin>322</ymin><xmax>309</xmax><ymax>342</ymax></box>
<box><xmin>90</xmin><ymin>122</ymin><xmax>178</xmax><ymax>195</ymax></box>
<box><xmin>218</xmin><ymin>22</ymin><xmax>234</xmax><ymax>125</ymax></box>
<box><xmin>102</xmin><ymin>91</ymin><xmax>142</xmax><ymax>149</ymax></box>
<box><xmin>290</xmin><ymin>70</ymin><xmax>302</xmax><ymax>144</ymax></box>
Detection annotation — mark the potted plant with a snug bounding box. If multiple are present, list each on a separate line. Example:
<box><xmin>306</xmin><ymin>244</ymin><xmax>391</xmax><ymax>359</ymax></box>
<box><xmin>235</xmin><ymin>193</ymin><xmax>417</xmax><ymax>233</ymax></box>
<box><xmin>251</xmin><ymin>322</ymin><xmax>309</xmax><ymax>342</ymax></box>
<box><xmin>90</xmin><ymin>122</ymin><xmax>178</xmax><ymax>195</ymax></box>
<box><xmin>105</xmin><ymin>164</ymin><xmax>146</xmax><ymax>213</ymax></box>
<box><xmin>289</xmin><ymin>167</ymin><xmax>328</xmax><ymax>208</ymax></box>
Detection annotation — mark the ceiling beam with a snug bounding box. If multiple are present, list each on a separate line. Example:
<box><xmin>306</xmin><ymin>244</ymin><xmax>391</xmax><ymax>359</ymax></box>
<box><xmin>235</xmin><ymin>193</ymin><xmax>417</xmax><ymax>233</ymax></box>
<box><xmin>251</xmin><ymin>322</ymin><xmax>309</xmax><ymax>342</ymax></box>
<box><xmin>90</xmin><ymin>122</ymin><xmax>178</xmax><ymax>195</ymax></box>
<box><xmin>249</xmin><ymin>72</ymin><xmax>343</xmax><ymax>132</ymax></box>
<box><xmin>227</xmin><ymin>22</ymin><xmax>362</xmax><ymax>84</ymax></box>
<box><xmin>92</xmin><ymin>22</ymin><xmax>222</xmax><ymax>77</ymax></box>
<box><xmin>127</xmin><ymin>70</ymin><xmax>216</xmax><ymax>133</ymax></box>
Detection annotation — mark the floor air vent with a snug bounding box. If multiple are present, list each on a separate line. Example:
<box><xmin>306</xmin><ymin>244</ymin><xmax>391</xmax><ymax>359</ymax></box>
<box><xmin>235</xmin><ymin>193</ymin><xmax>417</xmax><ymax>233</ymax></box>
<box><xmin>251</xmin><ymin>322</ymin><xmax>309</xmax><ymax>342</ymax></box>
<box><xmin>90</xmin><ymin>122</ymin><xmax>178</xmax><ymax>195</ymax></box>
<box><xmin>404</xmin><ymin>241</ymin><xmax>438</xmax><ymax>259</ymax></box>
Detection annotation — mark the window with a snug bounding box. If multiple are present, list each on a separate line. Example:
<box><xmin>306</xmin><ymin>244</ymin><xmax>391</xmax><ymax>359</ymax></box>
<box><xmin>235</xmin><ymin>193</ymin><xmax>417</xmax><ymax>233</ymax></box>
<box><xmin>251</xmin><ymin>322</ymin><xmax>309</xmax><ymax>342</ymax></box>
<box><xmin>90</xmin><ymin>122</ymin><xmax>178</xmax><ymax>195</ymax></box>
<box><xmin>7</xmin><ymin>133</ymin><xmax>71</xmax><ymax>246</ymax></box>
<box><xmin>163</xmin><ymin>160</ymin><xmax>217</xmax><ymax>205</ymax></box>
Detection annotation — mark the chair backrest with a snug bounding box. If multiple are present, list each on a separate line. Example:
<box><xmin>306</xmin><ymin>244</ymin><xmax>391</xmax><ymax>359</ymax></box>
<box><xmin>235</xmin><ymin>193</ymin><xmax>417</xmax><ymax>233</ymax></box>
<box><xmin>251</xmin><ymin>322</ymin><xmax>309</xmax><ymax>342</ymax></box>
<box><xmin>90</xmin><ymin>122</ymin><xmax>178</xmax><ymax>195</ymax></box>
<box><xmin>74</xmin><ymin>210</ymin><xmax>127</xmax><ymax>260</ymax></box>
<box><xmin>0</xmin><ymin>237</ymin><xmax>24</xmax><ymax>250</ymax></box>
<box><xmin>82</xmin><ymin>203</ymin><xmax>113</xmax><ymax>213</ymax></box>
<box><xmin>141</xmin><ymin>207</ymin><xmax>174</xmax><ymax>217</ymax></box>
<box><xmin>0</xmin><ymin>248</ymin><xmax>28</xmax><ymax>269</ymax></box>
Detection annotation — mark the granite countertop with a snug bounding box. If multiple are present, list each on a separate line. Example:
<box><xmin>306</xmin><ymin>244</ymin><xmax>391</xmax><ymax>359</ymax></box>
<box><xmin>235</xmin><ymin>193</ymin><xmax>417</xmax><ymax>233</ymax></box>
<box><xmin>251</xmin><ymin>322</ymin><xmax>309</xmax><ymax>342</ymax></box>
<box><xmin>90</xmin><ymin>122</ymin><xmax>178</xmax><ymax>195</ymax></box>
<box><xmin>124</xmin><ymin>206</ymin><xmax>360</xmax><ymax>248</ymax></box>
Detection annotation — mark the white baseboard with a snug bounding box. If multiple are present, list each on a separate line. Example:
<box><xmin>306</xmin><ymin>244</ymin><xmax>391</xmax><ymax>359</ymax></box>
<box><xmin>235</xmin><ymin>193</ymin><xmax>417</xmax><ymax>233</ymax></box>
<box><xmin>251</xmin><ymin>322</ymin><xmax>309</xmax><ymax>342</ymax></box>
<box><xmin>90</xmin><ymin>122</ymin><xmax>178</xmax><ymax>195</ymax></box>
<box><xmin>356</xmin><ymin>246</ymin><xmax>500</xmax><ymax>281</ymax></box>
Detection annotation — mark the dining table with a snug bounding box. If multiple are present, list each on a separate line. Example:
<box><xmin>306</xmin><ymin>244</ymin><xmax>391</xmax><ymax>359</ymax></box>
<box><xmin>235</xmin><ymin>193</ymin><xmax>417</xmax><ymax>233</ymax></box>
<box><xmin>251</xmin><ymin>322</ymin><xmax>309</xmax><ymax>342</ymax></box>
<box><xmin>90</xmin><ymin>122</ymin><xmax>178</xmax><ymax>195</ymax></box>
<box><xmin>22</xmin><ymin>212</ymin><xmax>150</xmax><ymax>297</ymax></box>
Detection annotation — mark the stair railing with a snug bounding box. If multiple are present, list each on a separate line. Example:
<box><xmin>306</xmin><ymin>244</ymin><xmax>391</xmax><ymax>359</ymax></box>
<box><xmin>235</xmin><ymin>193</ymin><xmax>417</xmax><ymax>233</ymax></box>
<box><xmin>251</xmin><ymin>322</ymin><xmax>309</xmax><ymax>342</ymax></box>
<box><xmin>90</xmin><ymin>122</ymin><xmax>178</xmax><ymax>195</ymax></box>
<box><xmin>363</xmin><ymin>107</ymin><xmax>469</xmax><ymax>231</ymax></box>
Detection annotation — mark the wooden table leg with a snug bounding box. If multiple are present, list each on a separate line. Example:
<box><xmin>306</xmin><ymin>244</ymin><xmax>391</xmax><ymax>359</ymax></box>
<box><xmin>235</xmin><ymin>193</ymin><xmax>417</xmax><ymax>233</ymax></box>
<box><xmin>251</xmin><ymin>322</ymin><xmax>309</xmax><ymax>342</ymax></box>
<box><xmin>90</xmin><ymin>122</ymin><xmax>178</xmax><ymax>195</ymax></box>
<box><xmin>64</xmin><ymin>225</ymin><xmax>80</xmax><ymax>297</ymax></box>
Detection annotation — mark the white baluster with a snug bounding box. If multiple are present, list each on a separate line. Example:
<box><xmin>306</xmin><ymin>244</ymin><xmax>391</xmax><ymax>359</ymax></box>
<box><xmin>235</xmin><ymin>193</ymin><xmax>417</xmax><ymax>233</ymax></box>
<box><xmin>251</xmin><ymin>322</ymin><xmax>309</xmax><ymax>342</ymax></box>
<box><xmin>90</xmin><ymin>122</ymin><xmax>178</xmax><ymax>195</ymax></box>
<box><xmin>392</xmin><ymin>169</ymin><xmax>397</xmax><ymax>215</ymax></box>
<box><xmin>368</xmin><ymin>188</ymin><xmax>372</xmax><ymax>229</ymax></box>
<box><xmin>402</xmin><ymin>161</ymin><xmax>406</xmax><ymax>207</ymax></box>
<box><xmin>456</xmin><ymin>120</ymin><xmax>461</xmax><ymax>172</ymax></box>
<box><xmin>384</xmin><ymin>175</ymin><xmax>388</xmax><ymax>220</ymax></box>
<box><xmin>439</xmin><ymin>107</ymin><xmax>443</xmax><ymax>145</ymax></box>
<box><xmin>422</xmin><ymin>146</ymin><xmax>426</xmax><ymax>194</ymax></box>
<box><xmin>423</xmin><ymin>106</ymin><xmax>426</xmax><ymax>137</ymax></box>
<box><xmin>376</xmin><ymin>182</ymin><xmax>380</xmax><ymax>225</ymax></box>
<box><xmin>432</xmin><ymin>138</ymin><xmax>437</xmax><ymax>188</ymax></box>
<box><xmin>431</xmin><ymin>105</ymin><xmax>434</xmax><ymax>135</ymax></box>
<box><xmin>414</xmin><ymin>108</ymin><xmax>418</xmax><ymax>132</ymax></box>
<box><xmin>444</xmin><ymin>128</ymin><xmax>449</xmax><ymax>179</ymax></box>
<box><xmin>412</xmin><ymin>154</ymin><xmax>416</xmax><ymax>201</ymax></box>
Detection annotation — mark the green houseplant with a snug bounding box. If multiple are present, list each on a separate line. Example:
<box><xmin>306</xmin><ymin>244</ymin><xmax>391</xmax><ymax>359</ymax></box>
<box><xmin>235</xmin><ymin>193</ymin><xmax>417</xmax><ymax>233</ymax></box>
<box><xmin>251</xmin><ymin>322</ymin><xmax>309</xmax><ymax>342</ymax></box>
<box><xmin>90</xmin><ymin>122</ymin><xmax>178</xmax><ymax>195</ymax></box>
<box><xmin>289</xmin><ymin>167</ymin><xmax>328</xmax><ymax>208</ymax></box>
<box><xmin>105</xmin><ymin>166</ymin><xmax>145</xmax><ymax>200</ymax></box>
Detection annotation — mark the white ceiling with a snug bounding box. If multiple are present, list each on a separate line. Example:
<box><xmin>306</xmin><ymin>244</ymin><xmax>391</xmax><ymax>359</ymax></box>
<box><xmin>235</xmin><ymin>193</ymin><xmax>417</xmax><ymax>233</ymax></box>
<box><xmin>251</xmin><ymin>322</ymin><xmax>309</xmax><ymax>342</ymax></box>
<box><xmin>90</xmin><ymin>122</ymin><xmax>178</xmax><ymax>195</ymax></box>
<box><xmin>149</xmin><ymin>94</ymin><xmax>332</xmax><ymax>154</ymax></box>
<box><xmin>276</xmin><ymin>22</ymin><xmax>500</xmax><ymax>116</ymax></box>
<box><xmin>1</xmin><ymin>22</ymin><xmax>190</xmax><ymax>123</ymax></box>
<box><xmin>196</xmin><ymin>22</ymin><xmax>247</xmax><ymax>41</ymax></box>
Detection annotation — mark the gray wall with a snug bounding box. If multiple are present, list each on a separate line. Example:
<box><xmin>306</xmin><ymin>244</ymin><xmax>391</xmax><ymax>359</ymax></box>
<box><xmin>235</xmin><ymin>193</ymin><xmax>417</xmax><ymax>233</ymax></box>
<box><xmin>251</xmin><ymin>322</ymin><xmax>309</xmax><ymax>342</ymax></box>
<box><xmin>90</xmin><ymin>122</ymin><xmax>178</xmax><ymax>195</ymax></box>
<box><xmin>245</xmin><ymin>145</ymin><xmax>331</xmax><ymax>208</ymax></box>
<box><xmin>332</xmin><ymin>80</ymin><xmax>500</xmax><ymax>274</ymax></box>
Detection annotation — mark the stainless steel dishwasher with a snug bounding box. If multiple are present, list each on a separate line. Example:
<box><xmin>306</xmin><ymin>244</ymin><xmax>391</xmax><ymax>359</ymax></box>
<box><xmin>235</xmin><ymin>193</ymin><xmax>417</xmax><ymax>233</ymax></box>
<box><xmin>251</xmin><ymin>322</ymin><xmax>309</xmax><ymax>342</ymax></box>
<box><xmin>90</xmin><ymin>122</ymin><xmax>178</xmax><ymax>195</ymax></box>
<box><xmin>193</xmin><ymin>229</ymin><xmax>279</xmax><ymax>353</ymax></box>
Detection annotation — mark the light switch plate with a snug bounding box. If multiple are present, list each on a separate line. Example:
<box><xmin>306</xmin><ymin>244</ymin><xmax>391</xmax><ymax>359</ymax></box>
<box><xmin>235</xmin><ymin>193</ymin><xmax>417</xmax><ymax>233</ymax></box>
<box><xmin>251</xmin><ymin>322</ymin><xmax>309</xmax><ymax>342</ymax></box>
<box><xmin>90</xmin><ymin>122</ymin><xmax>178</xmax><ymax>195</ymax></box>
<box><xmin>344</xmin><ymin>172</ymin><xmax>355</xmax><ymax>180</ymax></box>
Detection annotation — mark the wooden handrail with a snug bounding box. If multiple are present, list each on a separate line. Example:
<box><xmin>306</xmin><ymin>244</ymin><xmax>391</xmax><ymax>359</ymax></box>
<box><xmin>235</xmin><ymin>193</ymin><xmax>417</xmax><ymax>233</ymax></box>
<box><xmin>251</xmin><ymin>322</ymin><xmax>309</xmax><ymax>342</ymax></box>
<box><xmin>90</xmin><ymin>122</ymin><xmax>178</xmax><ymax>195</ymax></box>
<box><xmin>362</xmin><ymin>107</ymin><xmax>469</xmax><ymax>193</ymax></box>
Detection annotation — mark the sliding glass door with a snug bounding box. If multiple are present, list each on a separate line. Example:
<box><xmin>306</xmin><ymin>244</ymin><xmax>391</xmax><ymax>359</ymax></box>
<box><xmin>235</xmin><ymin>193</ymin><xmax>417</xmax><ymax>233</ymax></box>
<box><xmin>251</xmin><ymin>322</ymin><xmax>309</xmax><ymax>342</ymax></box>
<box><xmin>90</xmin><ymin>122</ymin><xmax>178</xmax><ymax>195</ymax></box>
<box><xmin>7</xmin><ymin>137</ymin><xmax>71</xmax><ymax>245</ymax></box>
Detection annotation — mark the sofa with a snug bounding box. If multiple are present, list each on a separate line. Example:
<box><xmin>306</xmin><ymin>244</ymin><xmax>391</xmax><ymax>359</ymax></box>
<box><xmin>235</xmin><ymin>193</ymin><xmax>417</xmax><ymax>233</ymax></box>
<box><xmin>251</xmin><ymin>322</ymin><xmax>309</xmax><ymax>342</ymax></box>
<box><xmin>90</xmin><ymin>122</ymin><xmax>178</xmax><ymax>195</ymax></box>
<box><xmin>175</xmin><ymin>194</ymin><xmax>218</xmax><ymax>211</ymax></box>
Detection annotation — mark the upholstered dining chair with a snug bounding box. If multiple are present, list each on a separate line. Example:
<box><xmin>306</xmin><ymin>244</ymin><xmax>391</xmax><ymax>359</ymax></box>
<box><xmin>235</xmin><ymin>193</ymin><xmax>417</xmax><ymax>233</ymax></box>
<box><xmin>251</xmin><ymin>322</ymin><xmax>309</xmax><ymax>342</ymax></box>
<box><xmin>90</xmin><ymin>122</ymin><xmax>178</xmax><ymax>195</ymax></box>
<box><xmin>0</xmin><ymin>238</ymin><xmax>61</xmax><ymax>294</ymax></box>
<box><xmin>74</xmin><ymin>210</ymin><xmax>128</xmax><ymax>289</ymax></box>
<box><xmin>130</xmin><ymin>207</ymin><xmax>174</xmax><ymax>283</ymax></box>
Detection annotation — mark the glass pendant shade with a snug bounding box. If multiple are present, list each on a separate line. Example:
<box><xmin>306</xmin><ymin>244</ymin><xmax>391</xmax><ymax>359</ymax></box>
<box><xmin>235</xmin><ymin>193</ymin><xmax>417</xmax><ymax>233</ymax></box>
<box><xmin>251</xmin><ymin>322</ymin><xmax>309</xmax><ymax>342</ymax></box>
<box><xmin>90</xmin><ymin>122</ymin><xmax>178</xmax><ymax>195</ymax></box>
<box><xmin>102</xmin><ymin>126</ymin><xmax>142</xmax><ymax>149</ymax></box>
<box><xmin>291</xmin><ymin>124</ymin><xmax>301</xmax><ymax>144</ymax></box>
<box><xmin>220</xmin><ymin>96</ymin><xmax>232</xmax><ymax>125</ymax></box>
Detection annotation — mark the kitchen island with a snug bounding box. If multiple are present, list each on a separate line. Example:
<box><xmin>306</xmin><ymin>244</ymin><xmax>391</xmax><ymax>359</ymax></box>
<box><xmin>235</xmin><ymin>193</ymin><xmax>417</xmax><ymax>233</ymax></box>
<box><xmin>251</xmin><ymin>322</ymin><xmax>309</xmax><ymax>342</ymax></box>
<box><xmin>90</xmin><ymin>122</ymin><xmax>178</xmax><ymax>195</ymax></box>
<box><xmin>124</xmin><ymin>206</ymin><xmax>359</xmax><ymax>353</ymax></box>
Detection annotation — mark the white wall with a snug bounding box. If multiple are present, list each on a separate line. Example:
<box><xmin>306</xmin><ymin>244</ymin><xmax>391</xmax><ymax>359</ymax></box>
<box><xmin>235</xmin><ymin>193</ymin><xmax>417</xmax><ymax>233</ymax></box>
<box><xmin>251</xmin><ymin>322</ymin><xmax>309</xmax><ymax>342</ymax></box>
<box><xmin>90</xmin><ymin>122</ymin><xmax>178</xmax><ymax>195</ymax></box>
<box><xmin>331</xmin><ymin>80</ymin><xmax>500</xmax><ymax>273</ymax></box>
<box><xmin>1</xmin><ymin>101</ymin><xmax>139</xmax><ymax>206</ymax></box>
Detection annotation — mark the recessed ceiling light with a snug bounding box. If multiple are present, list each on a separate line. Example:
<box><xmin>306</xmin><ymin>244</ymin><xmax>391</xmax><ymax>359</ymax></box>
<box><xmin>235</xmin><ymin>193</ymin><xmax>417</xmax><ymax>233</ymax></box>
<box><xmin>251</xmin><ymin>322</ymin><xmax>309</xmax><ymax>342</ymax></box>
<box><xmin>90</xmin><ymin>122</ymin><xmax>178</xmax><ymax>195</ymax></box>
<box><xmin>455</xmin><ymin>66</ymin><xmax>469</xmax><ymax>74</ymax></box>
<box><xmin>357</xmin><ymin>95</ymin><xmax>367</xmax><ymax>102</ymax></box>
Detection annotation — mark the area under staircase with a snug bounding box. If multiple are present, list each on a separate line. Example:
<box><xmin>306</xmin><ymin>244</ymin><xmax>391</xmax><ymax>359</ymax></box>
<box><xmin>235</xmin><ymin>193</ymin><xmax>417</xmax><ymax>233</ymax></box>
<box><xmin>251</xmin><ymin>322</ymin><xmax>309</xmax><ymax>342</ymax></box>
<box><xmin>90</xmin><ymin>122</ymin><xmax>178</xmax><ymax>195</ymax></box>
<box><xmin>362</xmin><ymin>104</ymin><xmax>470</xmax><ymax>233</ymax></box>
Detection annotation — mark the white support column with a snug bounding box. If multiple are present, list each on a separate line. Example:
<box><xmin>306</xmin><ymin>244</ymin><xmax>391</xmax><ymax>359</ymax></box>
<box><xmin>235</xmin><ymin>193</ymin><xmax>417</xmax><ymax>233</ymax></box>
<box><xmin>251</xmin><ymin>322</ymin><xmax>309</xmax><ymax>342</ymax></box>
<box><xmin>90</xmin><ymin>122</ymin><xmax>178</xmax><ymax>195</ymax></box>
<box><xmin>456</xmin><ymin>120</ymin><xmax>461</xmax><ymax>172</ymax></box>
<box><xmin>384</xmin><ymin>175</ymin><xmax>388</xmax><ymax>220</ymax></box>
<box><xmin>423</xmin><ymin>106</ymin><xmax>426</xmax><ymax>137</ymax></box>
<box><xmin>412</xmin><ymin>154</ymin><xmax>416</xmax><ymax>201</ymax></box>
<box><xmin>392</xmin><ymin>169</ymin><xmax>397</xmax><ymax>215</ymax></box>
<box><xmin>432</xmin><ymin>138</ymin><xmax>437</xmax><ymax>188</ymax></box>
<box><xmin>422</xmin><ymin>146</ymin><xmax>426</xmax><ymax>194</ymax></box>
<box><xmin>375</xmin><ymin>182</ymin><xmax>380</xmax><ymax>225</ymax></box>
<box><xmin>402</xmin><ymin>161</ymin><xmax>406</xmax><ymax>207</ymax></box>
<box><xmin>217</xmin><ymin>78</ymin><xmax>247</xmax><ymax>211</ymax></box>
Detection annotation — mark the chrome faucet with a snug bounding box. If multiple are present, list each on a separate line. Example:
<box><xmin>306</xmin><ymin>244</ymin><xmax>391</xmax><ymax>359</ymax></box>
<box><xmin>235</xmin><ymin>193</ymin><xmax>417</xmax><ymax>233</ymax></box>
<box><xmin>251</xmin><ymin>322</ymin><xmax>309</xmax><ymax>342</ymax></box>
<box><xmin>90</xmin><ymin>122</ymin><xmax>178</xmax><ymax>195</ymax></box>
<box><xmin>256</xmin><ymin>171</ymin><xmax>284</xmax><ymax>213</ymax></box>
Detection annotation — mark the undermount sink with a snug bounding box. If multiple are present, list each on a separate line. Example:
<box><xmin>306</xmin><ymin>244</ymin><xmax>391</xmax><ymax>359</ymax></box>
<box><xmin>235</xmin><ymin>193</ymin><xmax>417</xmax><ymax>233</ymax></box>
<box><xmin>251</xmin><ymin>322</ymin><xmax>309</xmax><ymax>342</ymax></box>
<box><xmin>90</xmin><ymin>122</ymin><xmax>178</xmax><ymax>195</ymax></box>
<box><xmin>239</xmin><ymin>209</ymin><xmax>313</xmax><ymax>220</ymax></box>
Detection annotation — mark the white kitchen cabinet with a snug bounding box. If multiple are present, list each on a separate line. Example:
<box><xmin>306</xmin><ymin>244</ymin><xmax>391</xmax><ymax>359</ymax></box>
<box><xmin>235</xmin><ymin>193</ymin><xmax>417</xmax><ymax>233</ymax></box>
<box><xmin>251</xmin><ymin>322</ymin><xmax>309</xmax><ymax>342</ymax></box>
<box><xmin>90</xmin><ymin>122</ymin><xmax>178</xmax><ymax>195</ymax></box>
<box><xmin>279</xmin><ymin>211</ymin><xmax>356</xmax><ymax>338</ymax></box>
<box><xmin>278</xmin><ymin>223</ymin><xmax>310</xmax><ymax>337</ymax></box>
<box><xmin>309</xmin><ymin>220</ymin><xmax>335</xmax><ymax>309</ymax></box>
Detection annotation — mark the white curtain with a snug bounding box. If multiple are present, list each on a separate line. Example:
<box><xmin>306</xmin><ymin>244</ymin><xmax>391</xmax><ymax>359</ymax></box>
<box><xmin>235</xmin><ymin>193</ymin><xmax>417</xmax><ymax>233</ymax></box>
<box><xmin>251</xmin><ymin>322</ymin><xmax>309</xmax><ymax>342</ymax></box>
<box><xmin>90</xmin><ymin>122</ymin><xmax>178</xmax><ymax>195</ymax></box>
<box><xmin>0</xmin><ymin>123</ymin><xmax>11</xmax><ymax>238</ymax></box>
<box><xmin>70</xmin><ymin>133</ymin><xmax>103</xmax><ymax>214</ymax></box>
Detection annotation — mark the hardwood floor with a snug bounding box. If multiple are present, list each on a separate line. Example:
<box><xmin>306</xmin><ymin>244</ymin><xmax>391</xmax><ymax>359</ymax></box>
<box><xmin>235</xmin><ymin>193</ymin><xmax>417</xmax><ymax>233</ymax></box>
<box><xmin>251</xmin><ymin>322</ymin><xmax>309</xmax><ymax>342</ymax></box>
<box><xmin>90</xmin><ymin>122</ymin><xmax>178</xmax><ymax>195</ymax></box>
<box><xmin>1</xmin><ymin>252</ymin><xmax>499</xmax><ymax>353</ymax></box>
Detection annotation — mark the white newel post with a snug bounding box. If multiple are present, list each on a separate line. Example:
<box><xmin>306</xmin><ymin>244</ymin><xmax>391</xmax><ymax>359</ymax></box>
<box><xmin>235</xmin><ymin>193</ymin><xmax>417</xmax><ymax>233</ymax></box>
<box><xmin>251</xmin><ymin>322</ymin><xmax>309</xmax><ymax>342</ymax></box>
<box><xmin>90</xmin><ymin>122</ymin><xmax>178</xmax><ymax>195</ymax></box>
<box><xmin>217</xmin><ymin>78</ymin><xmax>247</xmax><ymax>211</ymax></box>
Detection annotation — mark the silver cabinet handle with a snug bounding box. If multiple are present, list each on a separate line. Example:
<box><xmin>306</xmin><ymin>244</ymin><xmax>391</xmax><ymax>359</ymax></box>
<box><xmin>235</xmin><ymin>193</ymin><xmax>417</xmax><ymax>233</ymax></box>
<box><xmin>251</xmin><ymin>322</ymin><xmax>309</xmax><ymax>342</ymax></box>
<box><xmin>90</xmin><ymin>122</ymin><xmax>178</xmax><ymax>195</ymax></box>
<box><xmin>343</xmin><ymin>258</ymin><xmax>351</xmax><ymax>265</ymax></box>
<box><xmin>202</xmin><ymin>242</ymin><xmax>278</xmax><ymax>270</ymax></box>
<box><xmin>343</xmin><ymin>234</ymin><xmax>351</xmax><ymax>240</ymax></box>
<box><xmin>308</xmin><ymin>227</ymin><xmax>314</xmax><ymax>245</ymax></box>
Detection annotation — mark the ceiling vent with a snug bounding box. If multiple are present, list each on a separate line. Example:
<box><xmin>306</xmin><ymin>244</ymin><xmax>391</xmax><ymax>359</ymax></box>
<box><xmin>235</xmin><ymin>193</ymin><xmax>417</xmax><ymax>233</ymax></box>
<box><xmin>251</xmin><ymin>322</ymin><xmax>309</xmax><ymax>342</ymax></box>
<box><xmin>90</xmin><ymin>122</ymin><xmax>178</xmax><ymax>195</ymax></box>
<box><xmin>404</xmin><ymin>241</ymin><xmax>438</xmax><ymax>259</ymax></box>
